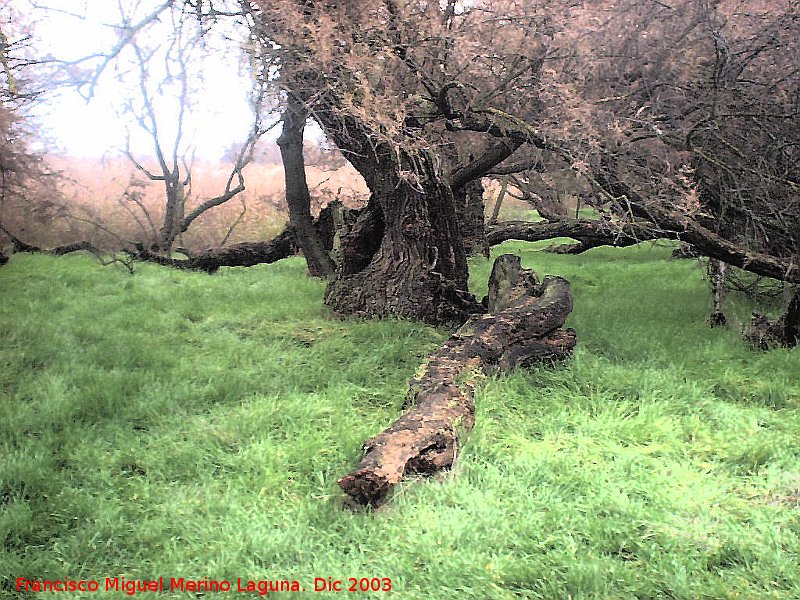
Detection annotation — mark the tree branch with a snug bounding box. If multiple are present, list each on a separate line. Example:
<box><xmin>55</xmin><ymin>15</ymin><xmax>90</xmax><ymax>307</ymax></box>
<box><xmin>450</xmin><ymin>138</ymin><xmax>523</xmax><ymax>193</ymax></box>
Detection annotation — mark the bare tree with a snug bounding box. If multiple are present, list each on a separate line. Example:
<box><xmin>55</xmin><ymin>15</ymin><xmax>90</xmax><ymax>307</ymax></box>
<box><xmin>0</xmin><ymin>0</ymin><xmax>65</xmax><ymax>260</ymax></box>
<box><xmin>10</xmin><ymin>2</ymin><xmax>271</xmax><ymax>257</ymax></box>
<box><xmin>119</xmin><ymin>6</ymin><xmax>268</xmax><ymax>254</ymax></box>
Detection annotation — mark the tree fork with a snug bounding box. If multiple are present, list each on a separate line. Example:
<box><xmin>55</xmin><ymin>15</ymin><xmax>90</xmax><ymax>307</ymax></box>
<box><xmin>338</xmin><ymin>254</ymin><xmax>576</xmax><ymax>506</ymax></box>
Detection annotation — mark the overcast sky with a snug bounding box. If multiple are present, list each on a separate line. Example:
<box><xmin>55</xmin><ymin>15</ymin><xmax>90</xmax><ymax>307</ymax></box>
<box><xmin>27</xmin><ymin>0</ymin><xmax>260</xmax><ymax>160</ymax></box>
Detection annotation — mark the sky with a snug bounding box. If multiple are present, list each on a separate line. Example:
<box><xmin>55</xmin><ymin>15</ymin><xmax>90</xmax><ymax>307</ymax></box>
<box><xmin>26</xmin><ymin>0</ymin><xmax>261</xmax><ymax>160</ymax></box>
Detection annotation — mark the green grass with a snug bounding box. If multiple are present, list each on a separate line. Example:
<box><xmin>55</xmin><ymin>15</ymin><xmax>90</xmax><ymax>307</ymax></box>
<box><xmin>1</xmin><ymin>243</ymin><xmax>799</xmax><ymax>599</ymax></box>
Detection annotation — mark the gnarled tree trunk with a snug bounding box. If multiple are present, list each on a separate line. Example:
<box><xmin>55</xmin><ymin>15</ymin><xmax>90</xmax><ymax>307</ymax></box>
<box><xmin>323</xmin><ymin>142</ymin><xmax>482</xmax><ymax>326</ymax></box>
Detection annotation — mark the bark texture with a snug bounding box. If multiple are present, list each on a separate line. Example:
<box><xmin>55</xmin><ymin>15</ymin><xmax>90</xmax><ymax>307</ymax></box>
<box><xmin>338</xmin><ymin>254</ymin><xmax>576</xmax><ymax>506</ymax></box>
<box><xmin>454</xmin><ymin>178</ymin><xmax>489</xmax><ymax>258</ymax></box>
<box><xmin>277</xmin><ymin>95</ymin><xmax>336</xmax><ymax>278</ymax></box>
<box><xmin>132</xmin><ymin>229</ymin><xmax>298</xmax><ymax>272</ymax></box>
<box><xmin>322</xmin><ymin>146</ymin><xmax>483</xmax><ymax>326</ymax></box>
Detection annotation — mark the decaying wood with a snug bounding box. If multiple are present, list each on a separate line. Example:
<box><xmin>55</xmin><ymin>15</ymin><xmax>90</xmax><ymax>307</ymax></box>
<box><xmin>338</xmin><ymin>254</ymin><xmax>576</xmax><ymax>506</ymax></box>
<box><xmin>746</xmin><ymin>288</ymin><xmax>800</xmax><ymax>350</ymax></box>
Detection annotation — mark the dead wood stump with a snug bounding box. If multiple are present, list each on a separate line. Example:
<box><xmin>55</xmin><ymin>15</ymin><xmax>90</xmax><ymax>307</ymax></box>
<box><xmin>746</xmin><ymin>289</ymin><xmax>800</xmax><ymax>350</ymax></box>
<box><xmin>338</xmin><ymin>254</ymin><xmax>576</xmax><ymax>506</ymax></box>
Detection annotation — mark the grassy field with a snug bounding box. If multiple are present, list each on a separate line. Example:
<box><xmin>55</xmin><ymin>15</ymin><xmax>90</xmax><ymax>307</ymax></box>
<box><xmin>1</xmin><ymin>242</ymin><xmax>799</xmax><ymax>599</ymax></box>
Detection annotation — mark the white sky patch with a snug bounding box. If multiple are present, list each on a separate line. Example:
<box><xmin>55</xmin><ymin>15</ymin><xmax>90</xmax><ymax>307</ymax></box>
<box><xmin>28</xmin><ymin>0</ymin><xmax>261</xmax><ymax>160</ymax></box>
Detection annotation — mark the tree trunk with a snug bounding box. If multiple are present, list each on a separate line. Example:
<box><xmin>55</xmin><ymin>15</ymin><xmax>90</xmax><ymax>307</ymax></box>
<box><xmin>453</xmin><ymin>177</ymin><xmax>489</xmax><ymax>258</ymax></box>
<box><xmin>157</xmin><ymin>175</ymin><xmax>185</xmax><ymax>252</ymax></box>
<box><xmin>131</xmin><ymin>202</ymin><xmax>344</xmax><ymax>272</ymax></box>
<box><xmin>486</xmin><ymin>218</ymin><xmax>666</xmax><ymax>249</ymax></box>
<box><xmin>338</xmin><ymin>254</ymin><xmax>576</xmax><ymax>506</ymax></box>
<box><xmin>449</xmin><ymin>140</ymin><xmax>522</xmax><ymax>258</ymax></box>
<box><xmin>488</xmin><ymin>180</ymin><xmax>508</xmax><ymax>225</ymax></box>
<box><xmin>132</xmin><ymin>229</ymin><xmax>298</xmax><ymax>272</ymax></box>
<box><xmin>783</xmin><ymin>288</ymin><xmax>800</xmax><ymax>348</ymax></box>
<box><xmin>277</xmin><ymin>96</ymin><xmax>336</xmax><ymax>278</ymax></box>
<box><xmin>323</xmin><ymin>146</ymin><xmax>482</xmax><ymax>326</ymax></box>
<box><xmin>707</xmin><ymin>258</ymin><xmax>727</xmax><ymax>327</ymax></box>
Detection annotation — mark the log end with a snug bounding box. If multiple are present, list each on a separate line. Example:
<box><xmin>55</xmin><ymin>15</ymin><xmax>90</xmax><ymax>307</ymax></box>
<box><xmin>338</xmin><ymin>469</ymin><xmax>392</xmax><ymax>507</ymax></box>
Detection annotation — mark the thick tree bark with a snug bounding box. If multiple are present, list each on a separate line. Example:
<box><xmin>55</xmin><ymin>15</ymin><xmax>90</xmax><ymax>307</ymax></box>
<box><xmin>332</xmin><ymin>197</ymin><xmax>384</xmax><ymax>275</ymax></box>
<box><xmin>453</xmin><ymin>178</ymin><xmax>489</xmax><ymax>258</ymax></box>
<box><xmin>322</xmin><ymin>143</ymin><xmax>483</xmax><ymax>326</ymax></box>
<box><xmin>277</xmin><ymin>96</ymin><xmax>336</xmax><ymax>278</ymax></box>
<box><xmin>279</xmin><ymin>86</ymin><xmax>480</xmax><ymax>325</ymax></box>
<box><xmin>338</xmin><ymin>254</ymin><xmax>576</xmax><ymax>506</ymax></box>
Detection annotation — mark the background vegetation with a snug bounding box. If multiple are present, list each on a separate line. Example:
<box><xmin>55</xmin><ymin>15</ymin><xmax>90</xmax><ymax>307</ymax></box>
<box><xmin>2</xmin><ymin>241</ymin><xmax>799</xmax><ymax>599</ymax></box>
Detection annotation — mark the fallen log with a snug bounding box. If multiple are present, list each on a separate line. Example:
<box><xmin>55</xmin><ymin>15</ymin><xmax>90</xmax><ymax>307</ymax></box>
<box><xmin>0</xmin><ymin>203</ymin><xmax>349</xmax><ymax>274</ymax></box>
<box><xmin>338</xmin><ymin>254</ymin><xmax>576</xmax><ymax>506</ymax></box>
<box><xmin>131</xmin><ymin>202</ymin><xmax>362</xmax><ymax>273</ymax></box>
<box><xmin>130</xmin><ymin>227</ymin><xmax>299</xmax><ymax>273</ymax></box>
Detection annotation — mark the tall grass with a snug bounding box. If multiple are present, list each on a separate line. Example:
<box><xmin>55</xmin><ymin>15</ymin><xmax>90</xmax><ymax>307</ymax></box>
<box><xmin>1</xmin><ymin>242</ymin><xmax>799</xmax><ymax>599</ymax></box>
<box><xmin>8</xmin><ymin>157</ymin><xmax>369</xmax><ymax>252</ymax></box>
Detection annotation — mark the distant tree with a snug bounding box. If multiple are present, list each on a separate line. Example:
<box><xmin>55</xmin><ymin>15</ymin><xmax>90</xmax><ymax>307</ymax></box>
<box><xmin>0</xmin><ymin>0</ymin><xmax>64</xmax><ymax>256</ymax></box>
<box><xmin>115</xmin><ymin>5</ymin><xmax>268</xmax><ymax>253</ymax></box>
<box><xmin>302</xmin><ymin>139</ymin><xmax>346</xmax><ymax>171</ymax></box>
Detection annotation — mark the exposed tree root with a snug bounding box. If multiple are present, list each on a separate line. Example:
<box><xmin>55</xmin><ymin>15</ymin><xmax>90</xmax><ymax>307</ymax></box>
<box><xmin>338</xmin><ymin>254</ymin><xmax>576</xmax><ymax>506</ymax></box>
